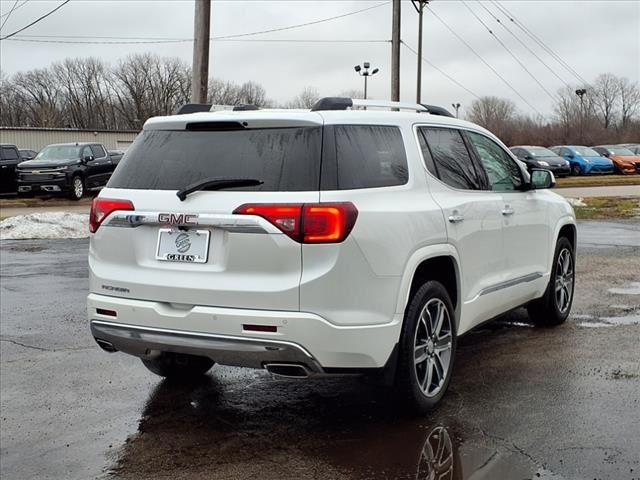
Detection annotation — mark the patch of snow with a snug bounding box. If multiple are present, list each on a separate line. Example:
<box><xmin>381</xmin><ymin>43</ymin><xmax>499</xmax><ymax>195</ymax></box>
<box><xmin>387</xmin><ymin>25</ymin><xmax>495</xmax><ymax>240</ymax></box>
<box><xmin>608</xmin><ymin>282</ymin><xmax>640</xmax><ymax>295</ymax></box>
<box><xmin>0</xmin><ymin>212</ymin><xmax>89</xmax><ymax>240</ymax></box>
<box><xmin>600</xmin><ymin>313</ymin><xmax>640</xmax><ymax>326</ymax></box>
<box><xmin>565</xmin><ymin>197</ymin><xmax>586</xmax><ymax>207</ymax></box>
<box><xmin>578</xmin><ymin>322</ymin><xmax>613</xmax><ymax>328</ymax></box>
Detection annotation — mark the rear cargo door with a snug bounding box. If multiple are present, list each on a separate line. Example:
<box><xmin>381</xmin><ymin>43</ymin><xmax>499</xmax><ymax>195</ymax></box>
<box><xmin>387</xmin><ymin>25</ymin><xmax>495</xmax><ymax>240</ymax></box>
<box><xmin>89</xmin><ymin>115</ymin><xmax>323</xmax><ymax>311</ymax></box>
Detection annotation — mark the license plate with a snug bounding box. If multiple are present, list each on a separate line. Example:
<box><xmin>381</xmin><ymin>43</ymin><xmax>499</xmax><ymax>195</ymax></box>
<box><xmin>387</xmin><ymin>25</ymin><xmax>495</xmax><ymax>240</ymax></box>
<box><xmin>156</xmin><ymin>228</ymin><xmax>210</xmax><ymax>263</ymax></box>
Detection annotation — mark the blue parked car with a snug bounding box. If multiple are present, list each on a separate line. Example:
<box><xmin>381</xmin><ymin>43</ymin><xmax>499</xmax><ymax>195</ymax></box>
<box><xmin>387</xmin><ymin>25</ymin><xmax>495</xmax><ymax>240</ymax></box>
<box><xmin>549</xmin><ymin>145</ymin><xmax>614</xmax><ymax>176</ymax></box>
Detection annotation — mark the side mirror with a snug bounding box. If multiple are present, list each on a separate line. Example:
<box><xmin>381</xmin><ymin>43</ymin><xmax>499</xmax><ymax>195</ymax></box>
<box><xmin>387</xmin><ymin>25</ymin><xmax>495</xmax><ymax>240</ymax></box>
<box><xmin>530</xmin><ymin>169</ymin><xmax>555</xmax><ymax>189</ymax></box>
<box><xmin>524</xmin><ymin>155</ymin><xmax>533</xmax><ymax>160</ymax></box>
<box><xmin>83</xmin><ymin>155</ymin><xmax>94</xmax><ymax>163</ymax></box>
<box><xmin>566</xmin><ymin>154</ymin><xmax>574</xmax><ymax>159</ymax></box>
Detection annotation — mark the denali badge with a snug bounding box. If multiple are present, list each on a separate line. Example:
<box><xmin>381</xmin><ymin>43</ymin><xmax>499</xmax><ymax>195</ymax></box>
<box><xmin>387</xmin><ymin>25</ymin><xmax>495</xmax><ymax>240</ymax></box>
<box><xmin>158</xmin><ymin>213</ymin><xmax>198</xmax><ymax>225</ymax></box>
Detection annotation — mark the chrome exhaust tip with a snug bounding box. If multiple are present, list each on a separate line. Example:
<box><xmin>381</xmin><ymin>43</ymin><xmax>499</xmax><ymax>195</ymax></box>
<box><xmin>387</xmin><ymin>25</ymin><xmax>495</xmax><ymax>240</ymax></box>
<box><xmin>264</xmin><ymin>363</ymin><xmax>310</xmax><ymax>378</ymax></box>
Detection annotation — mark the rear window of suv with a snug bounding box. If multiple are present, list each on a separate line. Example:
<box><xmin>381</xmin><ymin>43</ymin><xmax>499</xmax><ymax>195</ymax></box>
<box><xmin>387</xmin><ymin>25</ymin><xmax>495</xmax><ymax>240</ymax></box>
<box><xmin>108</xmin><ymin>127</ymin><xmax>322</xmax><ymax>191</ymax></box>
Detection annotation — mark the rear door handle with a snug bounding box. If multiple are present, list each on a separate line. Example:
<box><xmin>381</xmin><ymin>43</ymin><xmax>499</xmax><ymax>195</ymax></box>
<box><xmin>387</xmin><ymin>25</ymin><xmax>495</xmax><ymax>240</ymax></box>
<box><xmin>502</xmin><ymin>206</ymin><xmax>515</xmax><ymax>216</ymax></box>
<box><xmin>448</xmin><ymin>214</ymin><xmax>464</xmax><ymax>224</ymax></box>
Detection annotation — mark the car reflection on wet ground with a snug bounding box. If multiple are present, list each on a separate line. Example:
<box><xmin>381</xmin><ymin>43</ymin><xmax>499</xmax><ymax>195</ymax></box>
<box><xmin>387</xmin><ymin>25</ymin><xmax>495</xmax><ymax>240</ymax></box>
<box><xmin>1</xmin><ymin>219</ymin><xmax>639</xmax><ymax>480</ymax></box>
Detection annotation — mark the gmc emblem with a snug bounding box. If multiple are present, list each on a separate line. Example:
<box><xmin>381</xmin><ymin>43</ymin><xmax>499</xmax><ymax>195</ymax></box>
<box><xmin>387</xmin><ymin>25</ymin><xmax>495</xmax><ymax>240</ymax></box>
<box><xmin>158</xmin><ymin>213</ymin><xmax>198</xmax><ymax>225</ymax></box>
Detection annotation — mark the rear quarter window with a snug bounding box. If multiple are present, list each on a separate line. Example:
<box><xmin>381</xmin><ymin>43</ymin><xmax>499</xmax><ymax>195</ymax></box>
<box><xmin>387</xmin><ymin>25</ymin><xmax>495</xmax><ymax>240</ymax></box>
<box><xmin>321</xmin><ymin>125</ymin><xmax>408</xmax><ymax>190</ymax></box>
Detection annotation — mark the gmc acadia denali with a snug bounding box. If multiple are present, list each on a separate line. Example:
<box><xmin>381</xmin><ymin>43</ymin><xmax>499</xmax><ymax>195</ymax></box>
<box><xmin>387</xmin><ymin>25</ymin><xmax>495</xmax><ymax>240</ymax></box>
<box><xmin>88</xmin><ymin>98</ymin><xmax>576</xmax><ymax>413</ymax></box>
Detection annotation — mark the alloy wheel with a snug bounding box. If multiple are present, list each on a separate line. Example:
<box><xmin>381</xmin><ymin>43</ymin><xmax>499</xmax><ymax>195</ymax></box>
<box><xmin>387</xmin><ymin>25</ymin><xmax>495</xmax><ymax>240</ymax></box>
<box><xmin>413</xmin><ymin>298</ymin><xmax>453</xmax><ymax>398</ymax></box>
<box><xmin>555</xmin><ymin>248</ymin><xmax>574</xmax><ymax>313</ymax></box>
<box><xmin>73</xmin><ymin>177</ymin><xmax>83</xmax><ymax>198</ymax></box>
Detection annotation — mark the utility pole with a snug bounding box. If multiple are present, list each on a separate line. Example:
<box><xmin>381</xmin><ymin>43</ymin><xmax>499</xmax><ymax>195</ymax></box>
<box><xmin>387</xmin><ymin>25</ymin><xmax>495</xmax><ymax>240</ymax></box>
<box><xmin>391</xmin><ymin>0</ymin><xmax>401</xmax><ymax>102</ymax></box>
<box><xmin>191</xmin><ymin>0</ymin><xmax>211</xmax><ymax>104</ymax></box>
<box><xmin>412</xmin><ymin>1</ymin><xmax>429</xmax><ymax>104</ymax></box>
<box><xmin>451</xmin><ymin>103</ymin><xmax>461</xmax><ymax>118</ymax></box>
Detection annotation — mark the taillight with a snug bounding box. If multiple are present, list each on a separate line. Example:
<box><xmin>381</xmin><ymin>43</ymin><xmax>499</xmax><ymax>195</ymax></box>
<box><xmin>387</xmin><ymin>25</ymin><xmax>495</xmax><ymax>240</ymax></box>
<box><xmin>90</xmin><ymin>197</ymin><xmax>134</xmax><ymax>233</ymax></box>
<box><xmin>233</xmin><ymin>202</ymin><xmax>358</xmax><ymax>244</ymax></box>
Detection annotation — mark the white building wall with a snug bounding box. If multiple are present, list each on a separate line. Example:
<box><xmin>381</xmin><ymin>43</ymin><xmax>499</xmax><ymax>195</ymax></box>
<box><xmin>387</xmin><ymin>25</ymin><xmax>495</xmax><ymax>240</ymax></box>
<box><xmin>0</xmin><ymin>128</ymin><xmax>138</xmax><ymax>151</ymax></box>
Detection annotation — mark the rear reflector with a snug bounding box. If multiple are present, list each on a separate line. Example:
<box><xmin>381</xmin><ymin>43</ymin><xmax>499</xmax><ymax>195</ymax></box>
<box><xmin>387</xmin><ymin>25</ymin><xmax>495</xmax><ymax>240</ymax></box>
<box><xmin>96</xmin><ymin>308</ymin><xmax>117</xmax><ymax>317</ymax></box>
<box><xmin>233</xmin><ymin>202</ymin><xmax>358</xmax><ymax>243</ymax></box>
<box><xmin>243</xmin><ymin>324</ymin><xmax>278</xmax><ymax>333</ymax></box>
<box><xmin>90</xmin><ymin>198</ymin><xmax>134</xmax><ymax>233</ymax></box>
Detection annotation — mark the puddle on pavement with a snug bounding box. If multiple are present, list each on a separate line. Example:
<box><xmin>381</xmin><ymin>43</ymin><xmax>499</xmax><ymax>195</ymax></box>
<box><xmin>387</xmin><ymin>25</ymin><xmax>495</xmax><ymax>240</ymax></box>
<box><xmin>112</xmin><ymin>372</ymin><xmax>555</xmax><ymax>480</ymax></box>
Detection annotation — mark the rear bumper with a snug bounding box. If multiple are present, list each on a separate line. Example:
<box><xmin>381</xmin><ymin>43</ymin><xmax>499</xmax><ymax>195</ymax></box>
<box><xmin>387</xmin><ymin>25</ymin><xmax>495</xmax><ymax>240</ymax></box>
<box><xmin>91</xmin><ymin>320</ymin><xmax>325</xmax><ymax>373</ymax></box>
<box><xmin>87</xmin><ymin>293</ymin><xmax>401</xmax><ymax>370</ymax></box>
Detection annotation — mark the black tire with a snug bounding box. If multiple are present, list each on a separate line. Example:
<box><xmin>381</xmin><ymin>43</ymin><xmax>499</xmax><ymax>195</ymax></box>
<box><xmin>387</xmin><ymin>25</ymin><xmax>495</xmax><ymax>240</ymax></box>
<box><xmin>68</xmin><ymin>175</ymin><xmax>84</xmax><ymax>200</ymax></box>
<box><xmin>395</xmin><ymin>281</ymin><xmax>457</xmax><ymax>414</ymax></box>
<box><xmin>570</xmin><ymin>164</ymin><xmax>581</xmax><ymax>176</ymax></box>
<box><xmin>527</xmin><ymin>236</ymin><xmax>575</xmax><ymax>327</ymax></box>
<box><xmin>141</xmin><ymin>352</ymin><xmax>214</xmax><ymax>380</ymax></box>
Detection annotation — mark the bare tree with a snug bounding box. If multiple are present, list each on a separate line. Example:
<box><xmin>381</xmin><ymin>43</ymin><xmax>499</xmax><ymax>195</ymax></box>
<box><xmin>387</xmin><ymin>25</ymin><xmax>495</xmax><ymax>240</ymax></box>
<box><xmin>238</xmin><ymin>81</ymin><xmax>267</xmax><ymax>106</ymax></box>
<box><xmin>467</xmin><ymin>96</ymin><xmax>517</xmax><ymax>142</ymax></box>
<box><xmin>285</xmin><ymin>87</ymin><xmax>320</xmax><ymax>109</ymax></box>
<box><xmin>338</xmin><ymin>89</ymin><xmax>365</xmax><ymax>99</ymax></box>
<box><xmin>592</xmin><ymin>73</ymin><xmax>621</xmax><ymax>130</ymax></box>
<box><xmin>617</xmin><ymin>77</ymin><xmax>640</xmax><ymax>130</ymax></box>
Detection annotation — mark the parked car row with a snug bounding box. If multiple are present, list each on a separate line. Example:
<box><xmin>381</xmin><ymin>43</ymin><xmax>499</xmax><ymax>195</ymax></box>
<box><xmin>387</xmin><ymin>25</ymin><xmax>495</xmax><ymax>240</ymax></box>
<box><xmin>0</xmin><ymin>143</ymin><xmax>124</xmax><ymax>199</ymax></box>
<box><xmin>510</xmin><ymin>143</ymin><xmax>640</xmax><ymax>176</ymax></box>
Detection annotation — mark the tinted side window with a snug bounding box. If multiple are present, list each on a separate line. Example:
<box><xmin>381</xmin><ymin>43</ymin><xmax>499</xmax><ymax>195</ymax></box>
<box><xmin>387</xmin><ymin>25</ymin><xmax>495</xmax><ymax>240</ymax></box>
<box><xmin>417</xmin><ymin>129</ymin><xmax>438</xmax><ymax>177</ymax></box>
<box><xmin>467</xmin><ymin>132</ymin><xmax>523</xmax><ymax>191</ymax></box>
<box><xmin>1</xmin><ymin>147</ymin><xmax>19</xmax><ymax>161</ymax></box>
<box><xmin>331</xmin><ymin>125</ymin><xmax>408</xmax><ymax>189</ymax></box>
<box><xmin>91</xmin><ymin>145</ymin><xmax>106</xmax><ymax>158</ymax></box>
<box><xmin>421</xmin><ymin>127</ymin><xmax>482</xmax><ymax>190</ymax></box>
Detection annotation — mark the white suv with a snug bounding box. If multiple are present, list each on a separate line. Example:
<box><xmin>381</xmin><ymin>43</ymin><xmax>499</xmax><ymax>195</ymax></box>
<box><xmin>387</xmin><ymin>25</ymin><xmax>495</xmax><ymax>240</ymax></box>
<box><xmin>88</xmin><ymin>98</ymin><xmax>576</xmax><ymax>413</ymax></box>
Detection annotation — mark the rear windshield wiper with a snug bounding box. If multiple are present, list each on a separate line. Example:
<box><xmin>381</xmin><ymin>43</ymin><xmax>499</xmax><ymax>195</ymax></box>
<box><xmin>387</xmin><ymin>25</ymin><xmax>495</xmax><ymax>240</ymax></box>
<box><xmin>176</xmin><ymin>178</ymin><xmax>264</xmax><ymax>201</ymax></box>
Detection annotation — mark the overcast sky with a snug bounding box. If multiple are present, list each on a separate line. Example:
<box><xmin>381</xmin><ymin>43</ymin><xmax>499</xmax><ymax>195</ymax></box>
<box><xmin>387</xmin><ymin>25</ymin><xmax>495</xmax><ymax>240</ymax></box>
<box><xmin>1</xmin><ymin>0</ymin><xmax>638</xmax><ymax>117</ymax></box>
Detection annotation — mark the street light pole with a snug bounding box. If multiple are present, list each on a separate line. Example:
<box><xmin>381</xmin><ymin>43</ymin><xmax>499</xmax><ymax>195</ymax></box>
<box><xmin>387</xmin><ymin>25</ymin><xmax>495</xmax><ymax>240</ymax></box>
<box><xmin>412</xmin><ymin>0</ymin><xmax>429</xmax><ymax>104</ymax></box>
<box><xmin>575</xmin><ymin>88</ymin><xmax>587</xmax><ymax>144</ymax></box>
<box><xmin>191</xmin><ymin>0</ymin><xmax>211</xmax><ymax>104</ymax></box>
<box><xmin>354</xmin><ymin>62</ymin><xmax>379</xmax><ymax>100</ymax></box>
<box><xmin>451</xmin><ymin>103</ymin><xmax>461</xmax><ymax>118</ymax></box>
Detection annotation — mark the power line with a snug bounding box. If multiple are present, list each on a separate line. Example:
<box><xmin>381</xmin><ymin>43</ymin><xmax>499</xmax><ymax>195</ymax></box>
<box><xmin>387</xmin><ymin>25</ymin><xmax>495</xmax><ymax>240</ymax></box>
<box><xmin>6</xmin><ymin>37</ymin><xmax>389</xmax><ymax>45</ymax></box>
<box><xmin>461</xmin><ymin>1</ymin><xmax>556</xmax><ymax>102</ymax></box>
<box><xmin>0</xmin><ymin>0</ymin><xmax>70</xmax><ymax>40</ymax></box>
<box><xmin>425</xmin><ymin>5</ymin><xmax>542</xmax><ymax>115</ymax></box>
<box><xmin>401</xmin><ymin>41</ymin><xmax>480</xmax><ymax>99</ymax></box>
<box><xmin>0</xmin><ymin>0</ymin><xmax>28</xmax><ymax>19</ymax></box>
<box><xmin>1</xmin><ymin>0</ymin><xmax>21</xmax><ymax>31</ymax></box>
<box><xmin>477</xmin><ymin>1</ymin><xmax>572</xmax><ymax>90</ymax></box>
<box><xmin>491</xmin><ymin>0</ymin><xmax>589</xmax><ymax>86</ymax></box>
<box><xmin>4</xmin><ymin>1</ymin><xmax>389</xmax><ymax>44</ymax></box>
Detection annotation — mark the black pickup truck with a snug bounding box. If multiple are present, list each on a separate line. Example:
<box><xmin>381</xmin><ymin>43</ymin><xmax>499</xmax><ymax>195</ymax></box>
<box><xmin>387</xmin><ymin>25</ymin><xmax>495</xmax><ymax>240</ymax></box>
<box><xmin>0</xmin><ymin>144</ymin><xmax>22</xmax><ymax>195</ymax></box>
<box><xmin>16</xmin><ymin>142</ymin><xmax>115</xmax><ymax>200</ymax></box>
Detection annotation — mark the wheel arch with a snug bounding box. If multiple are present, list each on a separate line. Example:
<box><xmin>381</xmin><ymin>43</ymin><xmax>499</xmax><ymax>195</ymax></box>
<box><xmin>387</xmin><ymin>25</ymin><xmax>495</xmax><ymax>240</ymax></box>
<box><xmin>396</xmin><ymin>245</ymin><xmax>462</xmax><ymax>331</ymax></box>
<box><xmin>550</xmin><ymin>217</ymin><xmax>577</xmax><ymax>273</ymax></box>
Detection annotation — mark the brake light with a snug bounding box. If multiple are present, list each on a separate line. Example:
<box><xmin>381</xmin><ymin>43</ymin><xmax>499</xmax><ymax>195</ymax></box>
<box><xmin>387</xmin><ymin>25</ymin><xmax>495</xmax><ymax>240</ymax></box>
<box><xmin>90</xmin><ymin>198</ymin><xmax>134</xmax><ymax>233</ymax></box>
<box><xmin>233</xmin><ymin>202</ymin><xmax>358</xmax><ymax>244</ymax></box>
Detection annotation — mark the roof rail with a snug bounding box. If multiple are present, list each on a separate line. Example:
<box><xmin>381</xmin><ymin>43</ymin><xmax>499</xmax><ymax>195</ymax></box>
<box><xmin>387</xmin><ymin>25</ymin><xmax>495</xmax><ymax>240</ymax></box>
<box><xmin>420</xmin><ymin>104</ymin><xmax>455</xmax><ymax>118</ymax></box>
<box><xmin>351</xmin><ymin>99</ymin><xmax>428</xmax><ymax>112</ymax></box>
<box><xmin>310</xmin><ymin>97</ymin><xmax>353</xmax><ymax>111</ymax></box>
<box><xmin>232</xmin><ymin>104</ymin><xmax>260</xmax><ymax>111</ymax></box>
<box><xmin>176</xmin><ymin>103</ymin><xmax>213</xmax><ymax>115</ymax></box>
<box><xmin>311</xmin><ymin>97</ymin><xmax>455</xmax><ymax>115</ymax></box>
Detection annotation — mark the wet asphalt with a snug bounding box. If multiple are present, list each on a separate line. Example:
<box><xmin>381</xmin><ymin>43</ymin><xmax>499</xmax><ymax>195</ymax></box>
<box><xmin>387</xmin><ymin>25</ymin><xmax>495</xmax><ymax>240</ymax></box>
<box><xmin>1</xmin><ymin>221</ymin><xmax>639</xmax><ymax>480</ymax></box>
